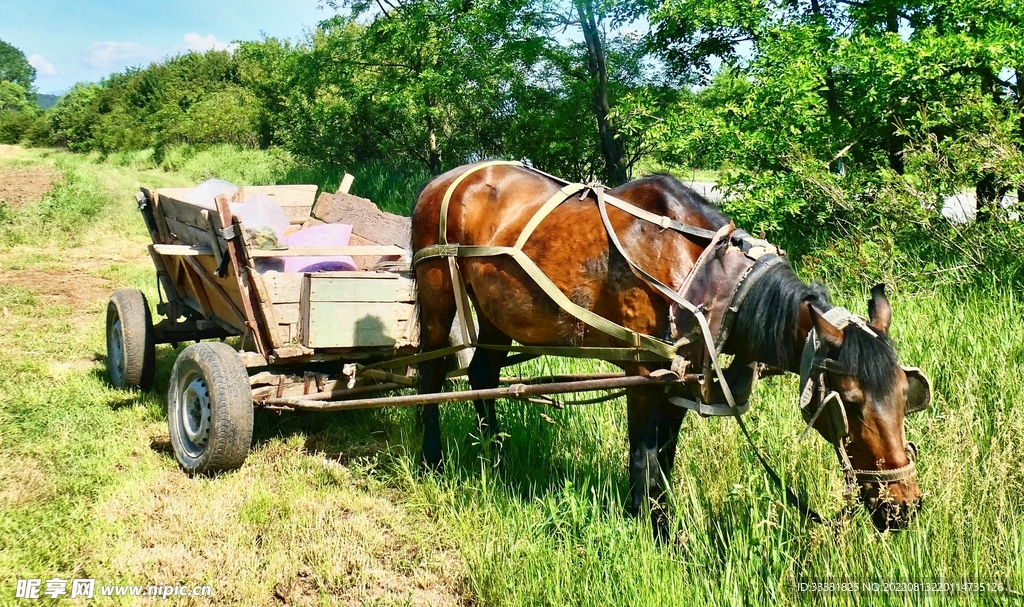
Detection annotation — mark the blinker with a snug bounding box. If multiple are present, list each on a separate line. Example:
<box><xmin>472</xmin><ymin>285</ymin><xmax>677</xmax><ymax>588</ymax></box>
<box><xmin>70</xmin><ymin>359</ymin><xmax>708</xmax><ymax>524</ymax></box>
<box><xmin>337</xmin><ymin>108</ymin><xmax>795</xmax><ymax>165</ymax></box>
<box><xmin>902</xmin><ymin>366</ymin><xmax>932</xmax><ymax>414</ymax></box>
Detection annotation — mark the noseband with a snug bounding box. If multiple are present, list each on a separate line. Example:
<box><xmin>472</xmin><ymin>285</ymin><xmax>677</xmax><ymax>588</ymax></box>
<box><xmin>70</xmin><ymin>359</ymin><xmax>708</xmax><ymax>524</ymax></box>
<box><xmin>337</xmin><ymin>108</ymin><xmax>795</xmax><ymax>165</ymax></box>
<box><xmin>798</xmin><ymin>307</ymin><xmax>927</xmax><ymax>500</ymax></box>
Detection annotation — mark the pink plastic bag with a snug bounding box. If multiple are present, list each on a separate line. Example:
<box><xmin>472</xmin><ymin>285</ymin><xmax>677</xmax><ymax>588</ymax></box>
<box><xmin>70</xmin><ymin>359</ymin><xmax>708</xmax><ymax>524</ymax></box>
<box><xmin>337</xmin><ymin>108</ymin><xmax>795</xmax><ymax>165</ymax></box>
<box><xmin>279</xmin><ymin>224</ymin><xmax>357</xmax><ymax>273</ymax></box>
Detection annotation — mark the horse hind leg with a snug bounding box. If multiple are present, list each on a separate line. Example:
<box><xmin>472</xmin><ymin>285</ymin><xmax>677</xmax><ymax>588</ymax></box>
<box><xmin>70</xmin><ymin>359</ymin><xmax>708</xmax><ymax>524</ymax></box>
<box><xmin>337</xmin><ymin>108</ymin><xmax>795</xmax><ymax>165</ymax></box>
<box><xmin>416</xmin><ymin>261</ymin><xmax>458</xmax><ymax>472</ymax></box>
<box><xmin>467</xmin><ymin>315</ymin><xmax>511</xmax><ymax>444</ymax></box>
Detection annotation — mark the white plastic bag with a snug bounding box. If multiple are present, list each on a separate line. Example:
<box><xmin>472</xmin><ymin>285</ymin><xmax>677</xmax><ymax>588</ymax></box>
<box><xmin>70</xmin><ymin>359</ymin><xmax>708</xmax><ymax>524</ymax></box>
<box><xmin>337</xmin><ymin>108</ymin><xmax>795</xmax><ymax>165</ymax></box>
<box><xmin>183</xmin><ymin>178</ymin><xmax>238</xmax><ymax>209</ymax></box>
<box><xmin>229</xmin><ymin>194</ymin><xmax>290</xmax><ymax>240</ymax></box>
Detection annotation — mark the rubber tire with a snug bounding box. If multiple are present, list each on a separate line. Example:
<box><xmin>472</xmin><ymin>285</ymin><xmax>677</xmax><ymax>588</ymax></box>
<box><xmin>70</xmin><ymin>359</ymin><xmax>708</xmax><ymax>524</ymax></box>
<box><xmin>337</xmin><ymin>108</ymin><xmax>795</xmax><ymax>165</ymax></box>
<box><xmin>167</xmin><ymin>342</ymin><xmax>253</xmax><ymax>474</ymax></box>
<box><xmin>106</xmin><ymin>289</ymin><xmax>156</xmax><ymax>389</ymax></box>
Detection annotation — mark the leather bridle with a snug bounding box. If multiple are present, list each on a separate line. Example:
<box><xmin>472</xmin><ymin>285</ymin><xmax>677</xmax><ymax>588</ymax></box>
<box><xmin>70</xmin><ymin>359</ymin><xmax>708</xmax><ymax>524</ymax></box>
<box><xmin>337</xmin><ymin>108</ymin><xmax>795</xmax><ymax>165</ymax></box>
<box><xmin>797</xmin><ymin>307</ymin><xmax>931</xmax><ymax>502</ymax></box>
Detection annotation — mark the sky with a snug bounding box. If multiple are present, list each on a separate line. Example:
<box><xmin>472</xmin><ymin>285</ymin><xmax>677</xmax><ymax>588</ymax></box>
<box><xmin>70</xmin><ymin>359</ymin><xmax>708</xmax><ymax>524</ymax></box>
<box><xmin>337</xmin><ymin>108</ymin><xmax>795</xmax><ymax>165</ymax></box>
<box><xmin>0</xmin><ymin>0</ymin><xmax>331</xmax><ymax>94</ymax></box>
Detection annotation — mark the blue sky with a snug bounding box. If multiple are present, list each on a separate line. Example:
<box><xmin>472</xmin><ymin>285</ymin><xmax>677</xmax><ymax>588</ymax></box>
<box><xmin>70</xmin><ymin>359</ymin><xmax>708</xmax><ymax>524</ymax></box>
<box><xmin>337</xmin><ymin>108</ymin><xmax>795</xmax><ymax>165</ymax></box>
<box><xmin>0</xmin><ymin>0</ymin><xmax>330</xmax><ymax>94</ymax></box>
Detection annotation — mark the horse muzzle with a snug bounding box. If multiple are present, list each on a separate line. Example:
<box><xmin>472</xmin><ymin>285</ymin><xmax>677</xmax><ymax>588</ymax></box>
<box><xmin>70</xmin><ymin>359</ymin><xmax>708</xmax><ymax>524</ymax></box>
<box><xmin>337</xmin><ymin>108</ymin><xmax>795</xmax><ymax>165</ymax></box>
<box><xmin>860</xmin><ymin>474</ymin><xmax>923</xmax><ymax>531</ymax></box>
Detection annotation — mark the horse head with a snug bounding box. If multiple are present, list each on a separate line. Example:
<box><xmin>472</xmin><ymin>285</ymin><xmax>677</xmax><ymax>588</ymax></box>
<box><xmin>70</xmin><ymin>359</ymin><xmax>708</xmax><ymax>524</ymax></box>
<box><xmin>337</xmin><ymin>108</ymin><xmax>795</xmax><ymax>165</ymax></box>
<box><xmin>801</xmin><ymin>285</ymin><xmax>931</xmax><ymax>530</ymax></box>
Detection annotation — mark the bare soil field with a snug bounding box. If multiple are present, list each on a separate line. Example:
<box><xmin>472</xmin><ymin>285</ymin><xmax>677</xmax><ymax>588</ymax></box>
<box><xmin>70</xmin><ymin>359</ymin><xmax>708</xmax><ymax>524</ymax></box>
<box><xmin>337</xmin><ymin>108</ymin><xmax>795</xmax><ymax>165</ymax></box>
<box><xmin>0</xmin><ymin>146</ymin><xmax>61</xmax><ymax>208</ymax></box>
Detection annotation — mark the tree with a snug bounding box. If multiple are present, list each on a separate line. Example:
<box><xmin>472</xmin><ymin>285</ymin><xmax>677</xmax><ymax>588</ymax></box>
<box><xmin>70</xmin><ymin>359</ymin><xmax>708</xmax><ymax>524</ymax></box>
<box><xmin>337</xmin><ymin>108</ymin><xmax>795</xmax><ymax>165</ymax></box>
<box><xmin>0</xmin><ymin>40</ymin><xmax>35</xmax><ymax>91</ymax></box>
<box><xmin>317</xmin><ymin>1</ymin><xmax>543</xmax><ymax>174</ymax></box>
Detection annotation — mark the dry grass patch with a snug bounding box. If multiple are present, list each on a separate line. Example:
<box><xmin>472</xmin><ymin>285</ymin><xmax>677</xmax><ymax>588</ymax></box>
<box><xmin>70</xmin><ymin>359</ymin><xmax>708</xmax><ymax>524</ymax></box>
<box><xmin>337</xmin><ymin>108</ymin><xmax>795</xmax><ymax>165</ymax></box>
<box><xmin>91</xmin><ymin>443</ymin><xmax>468</xmax><ymax>606</ymax></box>
<box><xmin>0</xmin><ymin>456</ymin><xmax>54</xmax><ymax>507</ymax></box>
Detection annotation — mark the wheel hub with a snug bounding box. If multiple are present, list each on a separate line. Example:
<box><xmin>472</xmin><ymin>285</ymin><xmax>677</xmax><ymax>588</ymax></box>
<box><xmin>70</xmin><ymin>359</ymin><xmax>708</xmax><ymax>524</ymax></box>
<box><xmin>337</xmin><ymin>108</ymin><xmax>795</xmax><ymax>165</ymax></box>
<box><xmin>108</xmin><ymin>318</ymin><xmax>124</xmax><ymax>383</ymax></box>
<box><xmin>182</xmin><ymin>378</ymin><xmax>212</xmax><ymax>446</ymax></box>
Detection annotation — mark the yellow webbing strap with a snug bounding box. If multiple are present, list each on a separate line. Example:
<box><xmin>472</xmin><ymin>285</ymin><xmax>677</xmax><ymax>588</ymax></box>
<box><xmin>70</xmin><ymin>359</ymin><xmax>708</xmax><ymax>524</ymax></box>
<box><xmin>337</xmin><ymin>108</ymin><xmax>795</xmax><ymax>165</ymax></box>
<box><xmin>439</xmin><ymin>160</ymin><xmax>523</xmax><ymax>244</ymax></box>
<box><xmin>420</xmin><ymin>243</ymin><xmax>678</xmax><ymax>361</ymax></box>
<box><xmin>514</xmin><ymin>183</ymin><xmax>587</xmax><ymax>249</ymax></box>
<box><xmin>415</xmin><ymin>162</ymin><xmax>681</xmax><ymax>362</ymax></box>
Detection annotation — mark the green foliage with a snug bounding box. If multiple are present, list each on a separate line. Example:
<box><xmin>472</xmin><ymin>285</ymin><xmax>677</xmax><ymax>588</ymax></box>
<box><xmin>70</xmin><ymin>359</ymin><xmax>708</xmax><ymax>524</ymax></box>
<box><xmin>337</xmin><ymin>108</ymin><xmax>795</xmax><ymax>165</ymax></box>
<box><xmin>12</xmin><ymin>0</ymin><xmax>1024</xmax><ymax>289</ymax></box>
<box><xmin>47</xmin><ymin>84</ymin><xmax>101</xmax><ymax>151</ymax></box>
<box><xmin>0</xmin><ymin>39</ymin><xmax>35</xmax><ymax>91</ymax></box>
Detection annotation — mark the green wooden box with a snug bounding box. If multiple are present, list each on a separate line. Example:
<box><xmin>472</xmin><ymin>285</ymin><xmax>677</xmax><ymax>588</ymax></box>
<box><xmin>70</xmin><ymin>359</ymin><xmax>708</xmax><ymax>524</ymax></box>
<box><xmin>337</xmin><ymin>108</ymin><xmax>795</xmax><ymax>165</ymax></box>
<box><xmin>299</xmin><ymin>271</ymin><xmax>418</xmax><ymax>349</ymax></box>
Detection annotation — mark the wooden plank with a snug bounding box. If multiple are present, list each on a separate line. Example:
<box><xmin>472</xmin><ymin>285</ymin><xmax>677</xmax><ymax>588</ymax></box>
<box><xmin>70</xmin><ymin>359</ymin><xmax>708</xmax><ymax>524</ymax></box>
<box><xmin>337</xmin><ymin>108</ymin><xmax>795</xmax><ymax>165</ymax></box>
<box><xmin>164</xmin><ymin>216</ymin><xmax>215</xmax><ymax>248</ymax></box>
<box><xmin>306</xmin><ymin>274</ymin><xmax>415</xmax><ymax>303</ymax></box>
<box><xmin>146</xmin><ymin>189</ymin><xmax>172</xmax><ymax>244</ymax></box>
<box><xmin>238</xmin><ymin>185</ymin><xmax>317</xmax><ymax>207</ymax></box>
<box><xmin>311</xmin><ymin>191</ymin><xmax>411</xmax><ymax>247</ymax></box>
<box><xmin>273</xmin><ymin>303</ymin><xmax>300</xmax><ymax>324</ymax></box>
<box><xmin>183</xmin><ymin>256</ymin><xmax>248</xmax><ymax>330</ymax></box>
<box><xmin>237</xmin><ymin>185</ymin><xmax>317</xmax><ymax>224</ymax></box>
<box><xmin>338</xmin><ymin>174</ymin><xmax>354</xmax><ymax>194</ymax></box>
<box><xmin>180</xmin><ymin>262</ymin><xmax>213</xmax><ymax>318</ymax></box>
<box><xmin>261</xmin><ymin>272</ymin><xmax>304</xmax><ymax>304</ymax></box>
<box><xmin>248</xmin><ymin>267</ymin><xmax>283</xmax><ymax>349</ymax></box>
<box><xmin>157</xmin><ymin>192</ymin><xmax>216</xmax><ymax>227</ymax></box>
<box><xmin>152</xmin><ymin>244</ymin><xmax>408</xmax><ymax>258</ymax></box>
<box><xmin>302</xmin><ymin>302</ymin><xmax>416</xmax><ymax>349</ymax></box>
<box><xmin>278</xmin><ymin>323</ymin><xmax>296</xmax><ymax>343</ymax></box>
<box><xmin>199</xmin><ymin>209</ymin><xmax>225</xmax><ymax>270</ymax></box>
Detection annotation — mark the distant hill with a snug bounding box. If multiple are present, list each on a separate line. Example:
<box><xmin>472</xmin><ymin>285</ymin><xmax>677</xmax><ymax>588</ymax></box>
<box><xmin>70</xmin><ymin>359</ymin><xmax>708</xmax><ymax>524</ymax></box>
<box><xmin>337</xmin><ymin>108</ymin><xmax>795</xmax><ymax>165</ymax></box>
<box><xmin>36</xmin><ymin>94</ymin><xmax>59</xmax><ymax>110</ymax></box>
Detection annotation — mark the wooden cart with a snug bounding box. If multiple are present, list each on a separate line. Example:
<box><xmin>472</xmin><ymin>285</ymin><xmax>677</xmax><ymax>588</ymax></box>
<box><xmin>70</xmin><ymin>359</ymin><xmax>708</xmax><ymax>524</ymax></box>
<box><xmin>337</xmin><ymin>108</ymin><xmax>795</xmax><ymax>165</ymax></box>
<box><xmin>105</xmin><ymin>183</ymin><xmax>693</xmax><ymax>474</ymax></box>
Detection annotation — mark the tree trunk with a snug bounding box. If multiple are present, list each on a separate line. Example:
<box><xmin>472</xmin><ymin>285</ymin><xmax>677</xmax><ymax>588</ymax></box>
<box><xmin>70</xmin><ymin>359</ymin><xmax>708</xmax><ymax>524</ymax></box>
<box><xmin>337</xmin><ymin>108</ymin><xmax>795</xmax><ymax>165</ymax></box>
<box><xmin>810</xmin><ymin>0</ymin><xmax>851</xmax><ymax>165</ymax></box>
<box><xmin>885</xmin><ymin>4</ymin><xmax>904</xmax><ymax>174</ymax></box>
<box><xmin>425</xmin><ymin>106</ymin><xmax>442</xmax><ymax>175</ymax></box>
<box><xmin>576</xmin><ymin>0</ymin><xmax>627</xmax><ymax>186</ymax></box>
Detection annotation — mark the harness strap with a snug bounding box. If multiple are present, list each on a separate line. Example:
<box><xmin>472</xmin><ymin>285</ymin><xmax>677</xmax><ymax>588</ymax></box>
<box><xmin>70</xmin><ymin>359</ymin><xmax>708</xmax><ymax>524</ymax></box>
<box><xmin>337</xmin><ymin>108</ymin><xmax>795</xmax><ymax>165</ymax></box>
<box><xmin>438</xmin><ymin>160</ymin><xmax>523</xmax><ymax>244</ymax></box>
<box><xmin>524</xmin><ymin>163</ymin><xmax>720</xmax><ymax>242</ymax></box>
<box><xmin>593</xmin><ymin>184</ymin><xmax>831</xmax><ymax>523</ymax></box>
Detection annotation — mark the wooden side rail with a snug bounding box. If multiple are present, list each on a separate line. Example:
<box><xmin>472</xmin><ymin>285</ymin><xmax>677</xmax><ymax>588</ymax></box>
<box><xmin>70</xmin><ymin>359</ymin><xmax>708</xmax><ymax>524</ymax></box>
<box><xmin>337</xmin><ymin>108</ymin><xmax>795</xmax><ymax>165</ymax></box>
<box><xmin>153</xmin><ymin>244</ymin><xmax>410</xmax><ymax>258</ymax></box>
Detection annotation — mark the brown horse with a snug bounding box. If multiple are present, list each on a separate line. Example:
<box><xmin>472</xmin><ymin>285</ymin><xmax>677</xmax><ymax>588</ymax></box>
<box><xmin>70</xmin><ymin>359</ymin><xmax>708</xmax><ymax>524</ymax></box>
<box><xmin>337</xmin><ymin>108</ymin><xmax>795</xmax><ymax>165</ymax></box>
<box><xmin>411</xmin><ymin>161</ymin><xmax>925</xmax><ymax>534</ymax></box>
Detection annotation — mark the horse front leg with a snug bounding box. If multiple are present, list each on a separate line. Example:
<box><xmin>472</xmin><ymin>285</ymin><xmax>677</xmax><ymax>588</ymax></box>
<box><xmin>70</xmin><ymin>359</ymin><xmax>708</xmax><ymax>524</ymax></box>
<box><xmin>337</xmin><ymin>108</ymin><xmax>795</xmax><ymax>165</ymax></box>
<box><xmin>416</xmin><ymin>262</ymin><xmax>457</xmax><ymax>473</ymax></box>
<box><xmin>626</xmin><ymin>385</ymin><xmax>684</xmax><ymax>542</ymax></box>
<box><xmin>626</xmin><ymin>385</ymin><xmax>665</xmax><ymax>540</ymax></box>
<box><xmin>653</xmin><ymin>401</ymin><xmax>685</xmax><ymax>541</ymax></box>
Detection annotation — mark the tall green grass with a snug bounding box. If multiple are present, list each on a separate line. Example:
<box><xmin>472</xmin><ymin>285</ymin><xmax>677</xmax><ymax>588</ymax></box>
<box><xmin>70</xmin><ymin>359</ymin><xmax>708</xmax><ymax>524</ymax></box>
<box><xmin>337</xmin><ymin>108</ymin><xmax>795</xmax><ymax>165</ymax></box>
<box><xmin>2</xmin><ymin>146</ymin><xmax>1021</xmax><ymax>606</ymax></box>
<box><xmin>354</xmin><ymin>287</ymin><xmax>1024</xmax><ymax>607</ymax></box>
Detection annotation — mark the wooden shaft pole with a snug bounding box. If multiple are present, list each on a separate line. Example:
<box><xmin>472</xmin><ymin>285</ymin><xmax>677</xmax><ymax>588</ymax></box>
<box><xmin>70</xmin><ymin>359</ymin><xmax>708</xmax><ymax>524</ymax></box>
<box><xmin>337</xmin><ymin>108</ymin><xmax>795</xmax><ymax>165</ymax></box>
<box><xmin>263</xmin><ymin>373</ymin><xmax>698</xmax><ymax>411</ymax></box>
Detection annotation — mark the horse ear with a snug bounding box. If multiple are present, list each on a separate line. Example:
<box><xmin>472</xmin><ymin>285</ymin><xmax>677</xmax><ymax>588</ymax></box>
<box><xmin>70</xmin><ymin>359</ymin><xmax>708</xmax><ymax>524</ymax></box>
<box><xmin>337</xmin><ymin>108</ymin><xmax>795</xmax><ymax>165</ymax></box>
<box><xmin>868</xmin><ymin>284</ymin><xmax>892</xmax><ymax>334</ymax></box>
<box><xmin>809</xmin><ymin>304</ymin><xmax>844</xmax><ymax>350</ymax></box>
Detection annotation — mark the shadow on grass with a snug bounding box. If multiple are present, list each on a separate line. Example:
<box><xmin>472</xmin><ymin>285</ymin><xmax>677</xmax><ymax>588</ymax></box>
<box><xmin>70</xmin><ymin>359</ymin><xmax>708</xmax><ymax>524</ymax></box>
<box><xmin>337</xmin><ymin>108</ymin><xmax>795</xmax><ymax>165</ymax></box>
<box><xmin>138</xmin><ymin>342</ymin><xmax>640</xmax><ymax>522</ymax></box>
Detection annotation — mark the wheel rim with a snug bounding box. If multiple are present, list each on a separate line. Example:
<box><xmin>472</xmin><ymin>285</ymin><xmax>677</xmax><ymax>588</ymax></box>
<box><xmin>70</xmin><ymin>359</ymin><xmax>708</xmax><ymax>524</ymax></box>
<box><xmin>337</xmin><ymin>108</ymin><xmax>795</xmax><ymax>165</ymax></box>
<box><xmin>107</xmin><ymin>315</ymin><xmax>125</xmax><ymax>385</ymax></box>
<box><xmin>177</xmin><ymin>370</ymin><xmax>212</xmax><ymax>458</ymax></box>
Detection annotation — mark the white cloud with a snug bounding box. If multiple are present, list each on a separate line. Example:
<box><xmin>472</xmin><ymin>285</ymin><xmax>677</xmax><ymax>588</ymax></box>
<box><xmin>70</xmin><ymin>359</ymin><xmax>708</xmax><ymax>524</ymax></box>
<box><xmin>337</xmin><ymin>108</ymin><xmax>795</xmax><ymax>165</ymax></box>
<box><xmin>81</xmin><ymin>41</ymin><xmax>162</xmax><ymax>70</ymax></box>
<box><xmin>27</xmin><ymin>54</ymin><xmax>57</xmax><ymax>77</ymax></box>
<box><xmin>183</xmin><ymin>33</ymin><xmax>237</xmax><ymax>53</ymax></box>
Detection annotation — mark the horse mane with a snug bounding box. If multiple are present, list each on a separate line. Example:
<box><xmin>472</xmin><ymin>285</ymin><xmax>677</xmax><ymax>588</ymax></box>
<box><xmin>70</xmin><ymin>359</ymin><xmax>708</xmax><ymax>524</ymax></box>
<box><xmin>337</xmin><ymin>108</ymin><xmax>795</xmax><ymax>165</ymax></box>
<box><xmin>837</xmin><ymin>325</ymin><xmax>899</xmax><ymax>400</ymax></box>
<box><xmin>633</xmin><ymin>173</ymin><xmax>731</xmax><ymax>229</ymax></box>
<box><xmin>732</xmin><ymin>262</ymin><xmax>827</xmax><ymax>369</ymax></box>
<box><xmin>732</xmin><ymin>262</ymin><xmax>899</xmax><ymax>398</ymax></box>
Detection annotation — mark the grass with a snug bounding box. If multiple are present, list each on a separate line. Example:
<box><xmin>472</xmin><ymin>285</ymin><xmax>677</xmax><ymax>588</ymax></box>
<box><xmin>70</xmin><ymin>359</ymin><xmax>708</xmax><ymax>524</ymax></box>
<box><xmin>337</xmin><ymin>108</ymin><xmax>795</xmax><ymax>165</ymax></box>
<box><xmin>0</xmin><ymin>145</ymin><xmax>1022</xmax><ymax>605</ymax></box>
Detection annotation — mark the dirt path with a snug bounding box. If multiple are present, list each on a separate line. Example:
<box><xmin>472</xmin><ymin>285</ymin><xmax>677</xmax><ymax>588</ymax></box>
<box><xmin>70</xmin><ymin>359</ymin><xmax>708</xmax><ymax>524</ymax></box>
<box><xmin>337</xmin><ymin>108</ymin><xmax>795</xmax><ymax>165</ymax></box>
<box><xmin>0</xmin><ymin>145</ymin><xmax>61</xmax><ymax>208</ymax></box>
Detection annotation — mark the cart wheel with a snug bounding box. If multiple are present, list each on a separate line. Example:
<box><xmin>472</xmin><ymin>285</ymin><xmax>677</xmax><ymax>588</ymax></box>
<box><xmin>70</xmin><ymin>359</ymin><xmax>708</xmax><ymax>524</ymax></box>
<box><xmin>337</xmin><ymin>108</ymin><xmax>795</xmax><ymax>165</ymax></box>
<box><xmin>167</xmin><ymin>342</ymin><xmax>253</xmax><ymax>474</ymax></box>
<box><xmin>106</xmin><ymin>289</ymin><xmax>155</xmax><ymax>389</ymax></box>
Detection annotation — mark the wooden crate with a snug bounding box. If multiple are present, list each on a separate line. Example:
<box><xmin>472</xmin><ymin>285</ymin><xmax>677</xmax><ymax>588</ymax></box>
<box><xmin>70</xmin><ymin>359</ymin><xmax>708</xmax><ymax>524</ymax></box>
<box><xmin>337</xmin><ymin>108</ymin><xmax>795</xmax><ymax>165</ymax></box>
<box><xmin>300</xmin><ymin>272</ymin><xmax>418</xmax><ymax>349</ymax></box>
